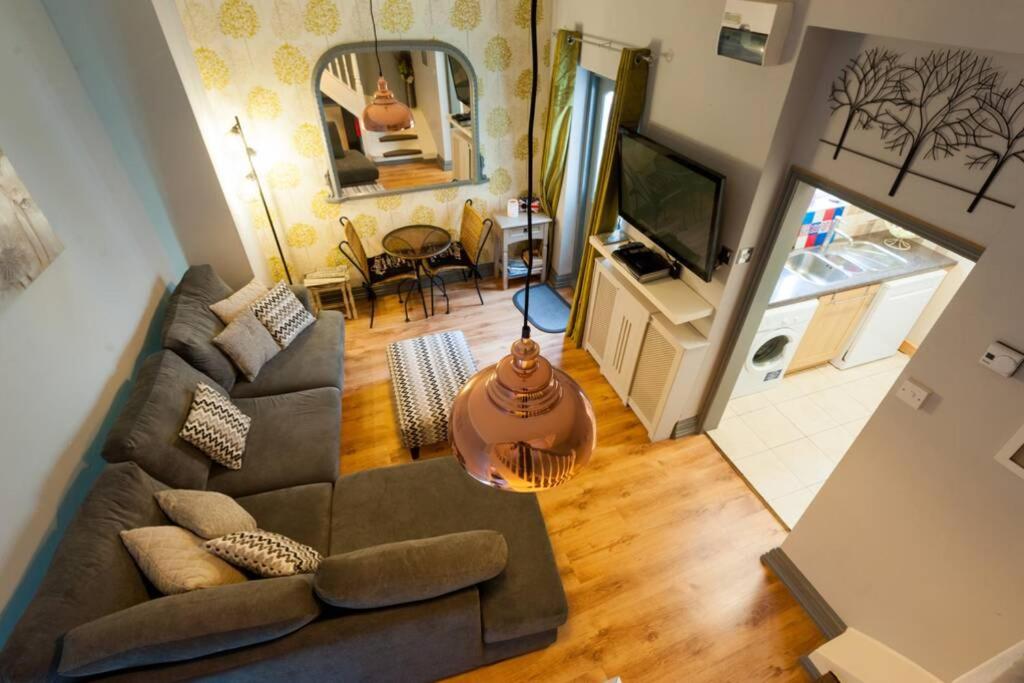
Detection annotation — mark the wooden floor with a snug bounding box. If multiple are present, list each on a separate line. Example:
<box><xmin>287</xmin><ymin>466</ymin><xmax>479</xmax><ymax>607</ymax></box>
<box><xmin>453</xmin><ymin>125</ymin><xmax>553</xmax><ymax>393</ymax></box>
<box><xmin>377</xmin><ymin>159</ymin><xmax>455</xmax><ymax>190</ymax></box>
<box><xmin>340</xmin><ymin>277</ymin><xmax>824</xmax><ymax>682</ymax></box>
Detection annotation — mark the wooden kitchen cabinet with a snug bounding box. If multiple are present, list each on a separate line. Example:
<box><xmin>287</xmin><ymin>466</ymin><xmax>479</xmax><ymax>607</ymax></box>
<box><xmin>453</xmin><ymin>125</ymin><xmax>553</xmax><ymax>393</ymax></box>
<box><xmin>787</xmin><ymin>284</ymin><xmax>879</xmax><ymax>373</ymax></box>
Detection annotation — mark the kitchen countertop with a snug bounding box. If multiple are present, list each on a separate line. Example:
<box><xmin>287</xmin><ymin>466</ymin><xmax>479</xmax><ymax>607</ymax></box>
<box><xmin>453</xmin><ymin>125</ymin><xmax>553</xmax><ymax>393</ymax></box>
<box><xmin>769</xmin><ymin>232</ymin><xmax>956</xmax><ymax>307</ymax></box>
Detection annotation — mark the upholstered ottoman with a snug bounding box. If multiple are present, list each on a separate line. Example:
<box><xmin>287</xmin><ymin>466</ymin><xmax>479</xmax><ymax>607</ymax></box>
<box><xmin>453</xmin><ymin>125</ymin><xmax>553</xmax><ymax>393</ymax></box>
<box><xmin>386</xmin><ymin>330</ymin><xmax>476</xmax><ymax>459</ymax></box>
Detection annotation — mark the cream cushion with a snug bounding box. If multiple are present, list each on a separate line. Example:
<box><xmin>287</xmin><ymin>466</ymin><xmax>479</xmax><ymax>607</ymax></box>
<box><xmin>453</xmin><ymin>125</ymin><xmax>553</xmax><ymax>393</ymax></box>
<box><xmin>120</xmin><ymin>526</ymin><xmax>247</xmax><ymax>595</ymax></box>
<box><xmin>209</xmin><ymin>279</ymin><xmax>269</xmax><ymax>324</ymax></box>
<box><xmin>154</xmin><ymin>489</ymin><xmax>258</xmax><ymax>540</ymax></box>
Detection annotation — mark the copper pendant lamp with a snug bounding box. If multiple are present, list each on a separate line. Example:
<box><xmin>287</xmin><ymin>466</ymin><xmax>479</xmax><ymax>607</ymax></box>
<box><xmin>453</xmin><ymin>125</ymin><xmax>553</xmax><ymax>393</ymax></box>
<box><xmin>449</xmin><ymin>0</ymin><xmax>596</xmax><ymax>491</ymax></box>
<box><xmin>362</xmin><ymin>0</ymin><xmax>414</xmax><ymax>132</ymax></box>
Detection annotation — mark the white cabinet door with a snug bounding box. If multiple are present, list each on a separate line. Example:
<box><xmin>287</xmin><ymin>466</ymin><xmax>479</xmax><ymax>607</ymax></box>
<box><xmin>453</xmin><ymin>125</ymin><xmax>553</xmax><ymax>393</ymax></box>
<box><xmin>601</xmin><ymin>280</ymin><xmax>651</xmax><ymax>405</ymax></box>
<box><xmin>584</xmin><ymin>261</ymin><xmax>619</xmax><ymax>366</ymax></box>
<box><xmin>836</xmin><ymin>269</ymin><xmax>946</xmax><ymax>368</ymax></box>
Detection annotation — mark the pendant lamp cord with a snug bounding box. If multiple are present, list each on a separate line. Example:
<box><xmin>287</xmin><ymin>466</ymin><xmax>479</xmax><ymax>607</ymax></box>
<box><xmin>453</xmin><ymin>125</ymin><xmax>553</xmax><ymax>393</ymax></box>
<box><xmin>522</xmin><ymin>0</ymin><xmax>538</xmax><ymax>340</ymax></box>
<box><xmin>369</xmin><ymin>0</ymin><xmax>383</xmax><ymax>77</ymax></box>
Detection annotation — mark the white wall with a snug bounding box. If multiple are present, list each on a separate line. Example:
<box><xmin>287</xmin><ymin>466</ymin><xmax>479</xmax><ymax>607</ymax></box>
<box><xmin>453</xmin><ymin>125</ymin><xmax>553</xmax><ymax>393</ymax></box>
<box><xmin>44</xmin><ymin>0</ymin><xmax>252</xmax><ymax>288</ymax></box>
<box><xmin>780</xmin><ymin>33</ymin><xmax>1024</xmax><ymax>681</ymax></box>
<box><xmin>412</xmin><ymin>51</ymin><xmax>452</xmax><ymax>166</ymax></box>
<box><xmin>0</xmin><ymin>1</ymin><xmax>186</xmax><ymax>644</ymax></box>
<box><xmin>552</xmin><ymin>0</ymin><xmax>1024</xmax><ymax>679</ymax></box>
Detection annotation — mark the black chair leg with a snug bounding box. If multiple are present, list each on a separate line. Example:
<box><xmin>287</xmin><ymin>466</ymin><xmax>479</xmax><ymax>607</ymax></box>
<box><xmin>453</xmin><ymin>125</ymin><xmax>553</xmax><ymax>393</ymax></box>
<box><xmin>368</xmin><ymin>291</ymin><xmax>376</xmax><ymax>329</ymax></box>
<box><xmin>410</xmin><ymin>447</ymin><xmax>420</xmax><ymax>460</ymax></box>
<box><xmin>473</xmin><ymin>269</ymin><xmax>483</xmax><ymax>305</ymax></box>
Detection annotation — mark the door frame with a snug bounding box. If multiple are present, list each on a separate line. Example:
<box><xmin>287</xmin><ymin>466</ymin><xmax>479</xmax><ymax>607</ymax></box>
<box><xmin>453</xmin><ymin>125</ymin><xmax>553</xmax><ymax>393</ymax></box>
<box><xmin>699</xmin><ymin>165</ymin><xmax>985</xmax><ymax>433</ymax></box>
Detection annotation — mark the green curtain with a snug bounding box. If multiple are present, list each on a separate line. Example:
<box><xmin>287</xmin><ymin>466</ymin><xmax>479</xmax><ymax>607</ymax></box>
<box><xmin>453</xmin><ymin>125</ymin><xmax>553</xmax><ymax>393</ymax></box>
<box><xmin>566</xmin><ymin>47</ymin><xmax>651</xmax><ymax>346</ymax></box>
<box><xmin>538</xmin><ymin>30</ymin><xmax>582</xmax><ymax>217</ymax></box>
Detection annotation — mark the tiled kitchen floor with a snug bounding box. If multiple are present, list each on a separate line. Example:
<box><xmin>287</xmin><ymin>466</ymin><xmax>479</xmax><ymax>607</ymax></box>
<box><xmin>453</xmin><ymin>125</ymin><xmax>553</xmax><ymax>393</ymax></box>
<box><xmin>709</xmin><ymin>352</ymin><xmax>910</xmax><ymax>528</ymax></box>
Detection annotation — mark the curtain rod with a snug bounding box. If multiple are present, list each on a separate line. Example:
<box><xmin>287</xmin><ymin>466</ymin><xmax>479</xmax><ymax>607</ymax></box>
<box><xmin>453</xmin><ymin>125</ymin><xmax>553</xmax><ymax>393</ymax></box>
<box><xmin>553</xmin><ymin>30</ymin><xmax>660</xmax><ymax>63</ymax></box>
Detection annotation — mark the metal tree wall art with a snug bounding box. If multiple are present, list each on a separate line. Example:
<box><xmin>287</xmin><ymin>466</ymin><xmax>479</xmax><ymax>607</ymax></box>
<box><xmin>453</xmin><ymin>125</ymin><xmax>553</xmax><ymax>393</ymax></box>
<box><xmin>876</xmin><ymin>50</ymin><xmax>999</xmax><ymax>196</ymax></box>
<box><xmin>964</xmin><ymin>79</ymin><xmax>1024</xmax><ymax>212</ymax></box>
<box><xmin>825</xmin><ymin>47</ymin><xmax>1021</xmax><ymax>212</ymax></box>
<box><xmin>828</xmin><ymin>48</ymin><xmax>905</xmax><ymax>160</ymax></box>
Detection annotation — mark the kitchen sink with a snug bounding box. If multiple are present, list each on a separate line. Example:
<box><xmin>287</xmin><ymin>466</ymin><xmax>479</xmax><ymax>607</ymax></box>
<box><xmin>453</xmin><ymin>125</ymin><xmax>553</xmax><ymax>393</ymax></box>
<box><xmin>784</xmin><ymin>251</ymin><xmax>850</xmax><ymax>285</ymax></box>
<box><xmin>833</xmin><ymin>241</ymin><xmax>907</xmax><ymax>271</ymax></box>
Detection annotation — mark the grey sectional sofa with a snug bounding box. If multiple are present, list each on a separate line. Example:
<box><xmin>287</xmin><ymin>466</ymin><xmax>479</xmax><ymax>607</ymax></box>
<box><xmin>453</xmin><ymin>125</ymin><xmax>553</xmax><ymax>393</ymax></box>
<box><xmin>0</xmin><ymin>265</ymin><xmax>567</xmax><ymax>681</ymax></box>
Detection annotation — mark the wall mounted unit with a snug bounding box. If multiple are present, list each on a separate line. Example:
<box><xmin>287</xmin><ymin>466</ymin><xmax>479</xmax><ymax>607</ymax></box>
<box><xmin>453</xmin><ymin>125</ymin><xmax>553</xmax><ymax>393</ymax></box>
<box><xmin>718</xmin><ymin>0</ymin><xmax>792</xmax><ymax>67</ymax></box>
<box><xmin>584</xmin><ymin>258</ymin><xmax>709</xmax><ymax>440</ymax></box>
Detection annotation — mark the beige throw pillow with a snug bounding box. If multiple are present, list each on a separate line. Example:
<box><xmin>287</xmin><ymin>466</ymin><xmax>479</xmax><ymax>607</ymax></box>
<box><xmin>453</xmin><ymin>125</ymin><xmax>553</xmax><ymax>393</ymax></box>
<box><xmin>213</xmin><ymin>310</ymin><xmax>280</xmax><ymax>381</ymax></box>
<box><xmin>120</xmin><ymin>526</ymin><xmax>247</xmax><ymax>595</ymax></box>
<box><xmin>210</xmin><ymin>279</ymin><xmax>269</xmax><ymax>324</ymax></box>
<box><xmin>154</xmin><ymin>489</ymin><xmax>258</xmax><ymax>540</ymax></box>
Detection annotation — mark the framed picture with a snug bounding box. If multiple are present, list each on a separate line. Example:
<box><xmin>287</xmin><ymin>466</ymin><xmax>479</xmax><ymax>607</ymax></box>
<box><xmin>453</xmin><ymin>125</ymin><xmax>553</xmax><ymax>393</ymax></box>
<box><xmin>994</xmin><ymin>423</ymin><xmax>1024</xmax><ymax>481</ymax></box>
<box><xmin>0</xmin><ymin>147</ymin><xmax>63</xmax><ymax>294</ymax></box>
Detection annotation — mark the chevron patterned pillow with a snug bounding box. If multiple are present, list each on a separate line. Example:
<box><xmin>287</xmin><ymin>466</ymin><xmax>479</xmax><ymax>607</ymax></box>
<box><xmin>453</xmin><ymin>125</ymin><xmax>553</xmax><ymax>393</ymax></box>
<box><xmin>250</xmin><ymin>282</ymin><xmax>315</xmax><ymax>348</ymax></box>
<box><xmin>205</xmin><ymin>530</ymin><xmax>322</xmax><ymax>577</ymax></box>
<box><xmin>179</xmin><ymin>383</ymin><xmax>251</xmax><ymax>470</ymax></box>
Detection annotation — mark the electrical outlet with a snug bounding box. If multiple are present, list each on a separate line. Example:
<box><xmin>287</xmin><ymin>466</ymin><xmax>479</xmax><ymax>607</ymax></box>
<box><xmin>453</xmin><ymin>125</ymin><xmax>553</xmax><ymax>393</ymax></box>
<box><xmin>737</xmin><ymin>247</ymin><xmax>754</xmax><ymax>264</ymax></box>
<box><xmin>896</xmin><ymin>378</ymin><xmax>930</xmax><ymax>410</ymax></box>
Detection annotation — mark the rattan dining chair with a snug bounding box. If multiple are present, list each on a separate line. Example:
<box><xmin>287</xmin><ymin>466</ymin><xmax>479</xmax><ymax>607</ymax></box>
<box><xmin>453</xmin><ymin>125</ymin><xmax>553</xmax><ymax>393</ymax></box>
<box><xmin>337</xmin><ymin>216</ymin><xmax>416</xmax><ymax>327</ymax></box>
<box><xmin>424</xmin><ymin>199</ymin><xmax>494</xmax><ymax>305</ymax></box>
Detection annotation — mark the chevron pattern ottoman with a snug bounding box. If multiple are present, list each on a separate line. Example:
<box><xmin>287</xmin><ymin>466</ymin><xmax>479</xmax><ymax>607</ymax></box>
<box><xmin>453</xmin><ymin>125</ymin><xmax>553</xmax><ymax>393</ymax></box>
<box><xmin>386</xmin><ymin>330</ymin><xmax>477</xmax><ymax>459</ymax></box>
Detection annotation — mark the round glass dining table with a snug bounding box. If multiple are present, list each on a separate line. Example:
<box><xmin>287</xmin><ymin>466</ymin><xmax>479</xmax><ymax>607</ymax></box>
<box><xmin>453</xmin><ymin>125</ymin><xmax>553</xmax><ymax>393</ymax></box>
<box><xmin>381</xmin><ymin>224</ymin><xmax>452</xmax><ymax>321</ymax></box>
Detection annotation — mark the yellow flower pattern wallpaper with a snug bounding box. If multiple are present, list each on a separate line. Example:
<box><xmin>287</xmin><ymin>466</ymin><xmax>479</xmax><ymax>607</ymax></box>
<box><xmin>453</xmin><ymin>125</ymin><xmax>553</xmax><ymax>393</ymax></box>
<box><xmin>175</xmin><ymin>0</ymin><xmax>551</xmax><ymax>282</ymax></box>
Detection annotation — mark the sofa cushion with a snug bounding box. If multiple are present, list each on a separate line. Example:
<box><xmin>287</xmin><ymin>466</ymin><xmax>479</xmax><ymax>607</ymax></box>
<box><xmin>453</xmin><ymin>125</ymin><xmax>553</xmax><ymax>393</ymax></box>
<box><xmin>315</xmin><ymin>531</ymin><xmax>508</xmax><ymax>609</ymax></box>
<box><xmin>162</xmin><ymin>265</ymin><xmax>238</xmax><ymax>391</ymax></box>
<box><xmin>57</xmin><ymin>575</ymin><xmax>320</xmax><ymax>678</ymax></box>
<box><xmin>236</xmin><ymin>483</ymin><xmax>333</xmax><ymax>556</ymax></box>
<box><xmin>179</xmin><ymin>383</ymin><xmax>252</xmax><ymax>470</ymax></box>
<box><xmin>230</xmin><ymin>311</ymin><xmax>345</xmax><ymax>398</ymax></box>
<box><xmin>0</xmin><ymin>463</ymin><xmax>168</xmax><ymax>682</ymax></box>
<box><xmin>210</xmin><ymin>278</ymin><xmax>269</xmax><ymax>324</ymax></box>
<box><xmin>334</xmin><ymin>149</ymin><xmax>379</xmax><ymax>186</ymax></box>
<box><xmin>214</xmin><ymin>310</ymin><xmax>281</xmax><ymax>381</ymax></box>
<box><xmin>205</xmin><ymin>386</ymin><xmax>341</xmax><ymax>497</ymax></box>
<box><xmin>102</xmin><ymin>350</ymin><xmax>215</xmax><ymax>490</ymax></box>
<box><xmin>251</xmin><ymin>282</ymin><xmax>315</xmax><ymax>348</ymax></box>
<box><xmin>330</xmin><ymin>457</ymin><xmax>567</xmax><ymax>644</ymax></box>
<box><xmin>206</xmin><ymin>531</ymin><xmax>322</xmax><ymax>578</ymax></box>
<box><xmin>155</xmin><ymin>489</ymin><xmax>258</xmax><ymax>540</ymax></box>
<box><xmin>120</xmin><ymin>526</ymin><xmax>247</xmax><ymax>595</ymax></box>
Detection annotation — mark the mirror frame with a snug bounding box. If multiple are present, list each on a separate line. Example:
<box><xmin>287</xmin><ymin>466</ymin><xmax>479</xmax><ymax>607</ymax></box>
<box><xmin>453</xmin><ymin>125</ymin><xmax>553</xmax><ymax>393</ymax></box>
<box><xmin>312</xmin><ymin>40</ymin><xmax>488</xmax><ymax>203</ymax></box>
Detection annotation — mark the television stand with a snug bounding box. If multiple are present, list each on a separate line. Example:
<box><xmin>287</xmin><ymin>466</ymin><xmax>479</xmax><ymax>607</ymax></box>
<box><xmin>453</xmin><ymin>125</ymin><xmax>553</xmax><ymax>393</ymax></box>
<box><xmin>589</xmin><ymin>234</ymin><xmax>713</xmax><ymax>325</ymax></box>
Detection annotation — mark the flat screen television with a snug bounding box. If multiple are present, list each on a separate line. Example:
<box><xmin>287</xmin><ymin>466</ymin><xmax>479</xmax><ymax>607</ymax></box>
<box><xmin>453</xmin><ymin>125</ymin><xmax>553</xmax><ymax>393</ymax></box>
<box><xmin>447</xmin><ymin>55</ymin><xmax>471</xmax><ymax>108</ymax></box>
<box><xmin>617</xmin><ymin>128</ymin><xmax>725</xmax><ymax>282</ymax></box>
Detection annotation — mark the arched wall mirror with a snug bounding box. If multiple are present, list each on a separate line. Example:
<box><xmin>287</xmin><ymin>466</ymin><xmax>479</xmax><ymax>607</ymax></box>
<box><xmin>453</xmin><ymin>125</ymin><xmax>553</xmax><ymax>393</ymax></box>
<box><xmin>314</xmin><ymin>40</ymin><xmax>486</xmax><ymax>202</ymax></box>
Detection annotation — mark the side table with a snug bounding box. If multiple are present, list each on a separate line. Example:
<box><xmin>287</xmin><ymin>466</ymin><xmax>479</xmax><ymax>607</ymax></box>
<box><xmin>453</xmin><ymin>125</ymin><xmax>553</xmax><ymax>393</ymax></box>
<box><xmin>304</xmin><ymin>268</ymin><xmax>357</xmax><ymax>320</ymax></box>
<box><xmin>492</xmin><ymin>212</ymin><xmax>552</xmax><ymax>290</ymax></box>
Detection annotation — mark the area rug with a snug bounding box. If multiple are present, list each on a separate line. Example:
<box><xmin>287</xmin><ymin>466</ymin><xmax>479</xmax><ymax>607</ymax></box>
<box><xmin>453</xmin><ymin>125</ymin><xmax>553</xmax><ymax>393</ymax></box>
<box><xmin>512</xmin><ymin>283</ymin><xmax>570</xmax><ymax>333</ymax></box>
<box><xmin>385</xmin><ymin>330</ymin><xmax>477</xmax><ymax>458</ymax></box>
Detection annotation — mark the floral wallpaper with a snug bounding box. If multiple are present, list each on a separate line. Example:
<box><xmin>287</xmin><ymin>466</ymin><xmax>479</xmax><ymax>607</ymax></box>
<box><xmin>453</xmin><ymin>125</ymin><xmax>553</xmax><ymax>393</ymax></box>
<box><xmin>175</xmin><ymin>0</ymin><xmax>552</xmax><ymax>283</ymax></box>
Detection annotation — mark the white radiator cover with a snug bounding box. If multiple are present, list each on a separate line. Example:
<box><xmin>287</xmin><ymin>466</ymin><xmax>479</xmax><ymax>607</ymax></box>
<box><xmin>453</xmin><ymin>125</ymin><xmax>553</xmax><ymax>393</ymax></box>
<box><xmin>583</xmin><ymin>259</ymin><xmax>708</xmax><ymax>440</ymax></box>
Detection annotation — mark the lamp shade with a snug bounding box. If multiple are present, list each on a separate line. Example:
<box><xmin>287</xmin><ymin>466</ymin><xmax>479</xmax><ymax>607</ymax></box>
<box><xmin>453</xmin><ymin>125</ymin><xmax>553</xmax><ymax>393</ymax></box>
<box><xmin>362</xmin><ymin>77</ymin><xmax>415</xmax><ymax>132</ymax></box>
<box><xmin>449</xmin><ymin>338</ymin><xmax>596</xmax><ymax>491</ymax></box>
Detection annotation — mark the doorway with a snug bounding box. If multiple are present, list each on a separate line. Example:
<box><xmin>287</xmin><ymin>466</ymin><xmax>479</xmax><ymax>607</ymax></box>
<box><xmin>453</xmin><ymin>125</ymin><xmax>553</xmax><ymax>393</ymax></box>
<box><xmin>558</xmin><ymin>67</ymin><xmax>616</xmax><ymax>290</ymax></box>
<box><xmin>707</xmin><ymin>172</ymin><xmax>980</xmax><ymax>528</ymax></box>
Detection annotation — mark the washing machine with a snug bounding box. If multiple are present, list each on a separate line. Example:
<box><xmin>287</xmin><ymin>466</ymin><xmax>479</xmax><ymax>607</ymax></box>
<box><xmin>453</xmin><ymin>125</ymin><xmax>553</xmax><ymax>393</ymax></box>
<box><xmin>732</xmin><ymin>299</ymin><xmax>820</xmax><ymax>398</ymax></box>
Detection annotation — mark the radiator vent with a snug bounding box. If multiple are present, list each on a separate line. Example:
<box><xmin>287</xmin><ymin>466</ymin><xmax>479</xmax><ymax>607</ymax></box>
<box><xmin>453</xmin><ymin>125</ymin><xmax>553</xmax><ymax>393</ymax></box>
<box><xmin>587</xmin><ymin>273</ymin><xmax>616</xmax><ymax>361</ymax></box>
<box><xmin>629</xmin><ymin>322</ymin><xmax>675</xmax><ymax>423</ymax></box>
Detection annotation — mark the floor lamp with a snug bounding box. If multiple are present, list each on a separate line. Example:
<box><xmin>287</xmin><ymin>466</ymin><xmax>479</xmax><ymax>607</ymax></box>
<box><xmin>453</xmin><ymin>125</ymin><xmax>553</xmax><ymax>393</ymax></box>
<box><xmin>230</xmin><ymin>116</ymin><xmax>292</xmax><ymax>284</ymax></box>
